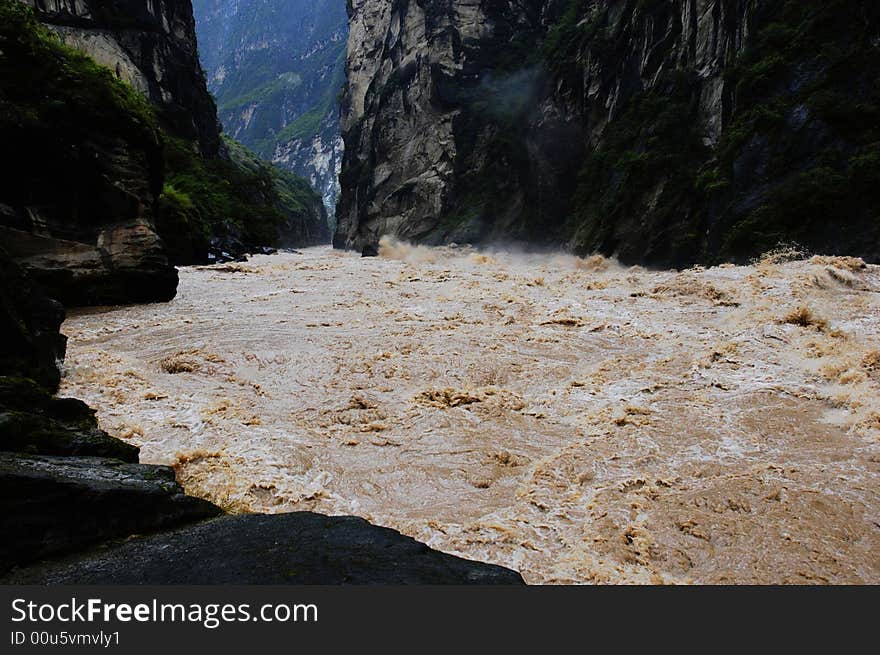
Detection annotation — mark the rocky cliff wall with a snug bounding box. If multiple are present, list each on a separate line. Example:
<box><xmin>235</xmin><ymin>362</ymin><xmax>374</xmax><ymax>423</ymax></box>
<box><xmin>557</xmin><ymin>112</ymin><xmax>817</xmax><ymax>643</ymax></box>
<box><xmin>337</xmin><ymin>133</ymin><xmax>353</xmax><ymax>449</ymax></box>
<box><xmin>2</xmin><ymin>0</ymin><xmax>328</xmax><ymax>302</ymax></box>
<box><xmin>0</xmin><ymin>1</ymin><xmax>178</xmax><ymax>304</ymax></box>
<box><xmin>22</xmin><ymin>0</ymin><xmax>222</xmax><ymax>157</ymax></box>
<box><xmin>336</xmin><ymin>0</ymin><xmax>880</xmax><ymax>266</ymax></box>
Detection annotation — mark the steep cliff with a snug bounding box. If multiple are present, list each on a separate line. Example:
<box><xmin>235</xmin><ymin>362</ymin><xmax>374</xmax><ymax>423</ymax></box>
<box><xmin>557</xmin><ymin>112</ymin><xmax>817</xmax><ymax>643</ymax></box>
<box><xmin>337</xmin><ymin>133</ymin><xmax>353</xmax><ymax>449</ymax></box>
<box><xmin>2</xmin><ymin>0</ymin><xmax>328</xmax><ymax>299</ymax></box>
<box><xmin>0</xmin><ymin>1</ymin><xmax>178</xmax><ymax>304</ymax></box>
<box><xmin>336</xmin><ymin>0</ymin><xmax>880</xmax><ymax>266</ymax></box>
<box><xmin>25</xmin><ymin>0</ymin><xmax>329</xmax><ymax>260</ymax></box>
<box><xmin>192</xmin><ymin>0</ymin><xmax>347</xmax><ymax>220</ymax></box>
<box><xmin>21</xmin><ymin>0</ymin><xmax>222</xmax><ymax>157</ymax></box>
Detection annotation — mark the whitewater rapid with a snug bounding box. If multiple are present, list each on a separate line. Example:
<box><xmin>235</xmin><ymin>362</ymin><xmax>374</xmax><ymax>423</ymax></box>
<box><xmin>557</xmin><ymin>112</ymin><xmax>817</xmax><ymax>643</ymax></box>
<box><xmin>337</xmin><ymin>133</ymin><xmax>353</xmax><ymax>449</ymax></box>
<box><xmin>59</xmin><ymin>243</ymin><xmax>880</xmax><ymax>583</ymax></box>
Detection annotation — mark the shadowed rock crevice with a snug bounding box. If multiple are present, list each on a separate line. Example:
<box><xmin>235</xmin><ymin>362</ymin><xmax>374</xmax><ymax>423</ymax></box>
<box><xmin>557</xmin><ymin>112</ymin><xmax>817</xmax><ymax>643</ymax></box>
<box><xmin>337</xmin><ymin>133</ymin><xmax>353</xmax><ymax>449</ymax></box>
<box><xmin>0</xmin><ymin>249</ymin><xmax>67</xmax><ymax>390</ymax></box>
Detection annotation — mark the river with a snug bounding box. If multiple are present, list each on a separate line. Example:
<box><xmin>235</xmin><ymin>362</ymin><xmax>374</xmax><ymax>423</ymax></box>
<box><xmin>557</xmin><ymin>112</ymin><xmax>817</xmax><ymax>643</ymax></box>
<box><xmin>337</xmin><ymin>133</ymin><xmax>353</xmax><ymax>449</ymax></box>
<box><xmin>59</xmin><ymin>242</ymin><xmax>880</xmax><ymax>583</ymax></box>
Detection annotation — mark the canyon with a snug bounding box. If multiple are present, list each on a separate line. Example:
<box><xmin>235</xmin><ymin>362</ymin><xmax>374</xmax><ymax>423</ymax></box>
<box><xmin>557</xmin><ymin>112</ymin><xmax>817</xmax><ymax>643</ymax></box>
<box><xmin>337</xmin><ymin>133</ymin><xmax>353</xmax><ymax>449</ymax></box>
<box><xmin>336</xmin><ymin>0</ymin><xmax>880</xmax><ymax>267</ymax></box>
<box><xmin>2</xmin><ymin>0</ymin><xmax>514</xmax><ymax>583</ymax></box>
<box><xmin>192</xmin><ymin>0</ymin><xmax>348</xmax><ymax>219</ymax></box>
<box><xmin>3</xmin><ymin>0</ymin><xmax>879</xmax><ymax>585</ymax></box>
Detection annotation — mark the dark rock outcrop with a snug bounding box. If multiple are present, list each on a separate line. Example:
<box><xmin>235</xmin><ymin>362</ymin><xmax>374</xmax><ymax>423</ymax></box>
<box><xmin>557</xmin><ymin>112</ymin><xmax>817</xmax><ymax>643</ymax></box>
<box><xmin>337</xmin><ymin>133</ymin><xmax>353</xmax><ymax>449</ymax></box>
<box><xmin>0</xmin><ymin>377</ymin><xmax>140</xmax><ymax>461</ymax></box>
<box><xmin>2</xmin><ymin>513</ymin><xmax>525</xmax><ymax>584</ymax></box>
<box><xmin>0</xmin><ymin>249</ymin><xmax>66</xmax><ymax>390</ymax></box>
<box><xmin>0</xmin><ymin>453</ymin><xmax>222</xmax><ymax>573</ymax></box>
<box><xmin>0</xmin><ymin>236</ymin><xmax>216</xmax><ymax>576</ymax></box>
<box><xmin>336</xmin><ymin>0</ymin><xmax>880</xmax><ymax>267</ymax></box>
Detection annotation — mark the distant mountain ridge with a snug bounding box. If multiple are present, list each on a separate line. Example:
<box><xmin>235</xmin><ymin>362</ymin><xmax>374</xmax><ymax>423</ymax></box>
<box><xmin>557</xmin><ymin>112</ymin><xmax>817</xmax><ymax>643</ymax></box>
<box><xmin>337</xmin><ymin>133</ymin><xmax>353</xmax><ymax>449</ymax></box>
<box><xmin>192</xmin><ymin>0</ymin><xmax>347</xmax><ymax>219</ymax></box>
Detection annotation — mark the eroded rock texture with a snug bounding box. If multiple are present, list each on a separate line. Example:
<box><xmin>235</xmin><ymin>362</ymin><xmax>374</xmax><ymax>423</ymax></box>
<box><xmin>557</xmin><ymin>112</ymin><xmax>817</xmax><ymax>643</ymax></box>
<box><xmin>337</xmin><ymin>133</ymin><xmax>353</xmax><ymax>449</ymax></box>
<box><xmin>21</xmin><ymin>0</ymin><xmax>222</xmax><ymax>156</ymax></box>
<box><xmin>336</xmin><ymin>0</ymin><xmax>880</xmax><ymax>266</ymax></box>
<box><xmin>1</xmin><ymin>1</ymin><xmax>179</xmax><ymax>305</ymax></box>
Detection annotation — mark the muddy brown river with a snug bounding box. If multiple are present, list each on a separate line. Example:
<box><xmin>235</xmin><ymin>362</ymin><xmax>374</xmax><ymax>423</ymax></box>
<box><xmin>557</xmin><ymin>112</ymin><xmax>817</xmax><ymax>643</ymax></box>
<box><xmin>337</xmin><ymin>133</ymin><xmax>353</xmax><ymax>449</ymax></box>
<box><xmin>59</xmin><ymin>242</ymin><xmax>880</xmax><ymax>583</ymax></box>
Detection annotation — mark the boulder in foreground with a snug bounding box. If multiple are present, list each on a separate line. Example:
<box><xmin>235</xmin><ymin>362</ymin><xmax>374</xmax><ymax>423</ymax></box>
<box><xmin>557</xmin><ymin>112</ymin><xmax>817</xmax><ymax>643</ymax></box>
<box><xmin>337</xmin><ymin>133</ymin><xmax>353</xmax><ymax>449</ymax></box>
<box><xmin>3</xmin><ymin>512</ymin><xmax>525</xmax><ymax>584</ymax></box>
<box><xmin>0</xmin><ymin>377</ymin><xmax>140</xmax><ymax>461</ymax></box>
<box><xmin>0</xmin><ymin>453</ymin><xmax>221</xmax><ymax>573</ymax></box>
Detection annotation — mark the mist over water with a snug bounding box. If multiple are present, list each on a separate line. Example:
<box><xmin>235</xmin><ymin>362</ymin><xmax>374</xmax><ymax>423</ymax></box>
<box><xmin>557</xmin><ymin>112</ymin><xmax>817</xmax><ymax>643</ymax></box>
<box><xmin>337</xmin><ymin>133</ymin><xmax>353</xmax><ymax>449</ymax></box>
<box><xmin>60</xmin><ymin>243</ymin><xmax>880</xmax><ymax>583</ymax></box>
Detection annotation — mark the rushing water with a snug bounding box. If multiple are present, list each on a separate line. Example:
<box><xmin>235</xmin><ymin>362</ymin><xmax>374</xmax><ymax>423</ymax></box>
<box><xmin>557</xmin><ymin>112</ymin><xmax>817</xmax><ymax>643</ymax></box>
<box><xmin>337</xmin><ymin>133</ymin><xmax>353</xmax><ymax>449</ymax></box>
<box><xmin>60</xmin><ymin>242</ymin><xmax>880</xmax><ymax>583</ymax></box>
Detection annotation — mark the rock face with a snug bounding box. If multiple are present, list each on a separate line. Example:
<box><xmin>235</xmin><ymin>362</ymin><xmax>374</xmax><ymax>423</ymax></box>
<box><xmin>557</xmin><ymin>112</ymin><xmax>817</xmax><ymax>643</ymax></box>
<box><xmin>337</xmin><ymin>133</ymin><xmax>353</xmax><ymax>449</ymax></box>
<box><xmin>192</xmin><ymin>0</ymin><xmax>348</xmax><ymax>221</ymax></box>
<box><xmin>3</xmin><ymin>513</ymin><xmax>526</xmax><ymax>584</ymax></box>
<box><xmin>2</xmin><ymin>1</ymin><xmax>328</xmax><ymax>297</ymax></box>
<box><xmin>0</xmin><ymin>377</ymin><xmax>140</xmax><ymax>461</ymax></box>
<box><xmin>1</xmin><ymin>1</ymin><xmax>178</xmax><ymax>305</ymax></box>
<box><xmin>336</xmin><ymin>0</ymin><xmax>880</xmax><ymax>266</ymax></box>
<box><xmin>0</xmin><ymin>246</ymin><xmax>218</xmax><ymax>576</ymax></box>
<box><xmin>21</xmin><ymin>0</ymin><xmax>222</xmax><ymax>157</ymax></box>
<box><xmin>0</xmin><ymin>453</ymin><xmax>222</xmax><ymax>573</ymax></box>
<box><xmin>272</xmin><ymin>112</ymin><xmax>346</xmax><ymax>226</ymax></box>
<box><xmin>0</xmin><ymin>249</ymin><xmax>66</xmax><ymax>390</ymax></box>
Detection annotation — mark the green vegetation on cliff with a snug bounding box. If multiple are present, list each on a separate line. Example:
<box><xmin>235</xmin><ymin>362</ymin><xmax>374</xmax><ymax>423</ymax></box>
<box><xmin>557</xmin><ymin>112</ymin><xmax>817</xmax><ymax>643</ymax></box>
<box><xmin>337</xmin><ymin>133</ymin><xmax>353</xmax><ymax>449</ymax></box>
<box><xmin>2</xmin><ymin>1</ymin><xmax>328</xmax><ymax>268</ymax></box>
<box><xmin>543</xmin><ymin>0</ymin><xmax>609</xmax><ymax>68</ymax></box>
<box><xmin>569</xmin><ymin>70</ymin><xmax>709</xmax><ymax>264</ymax></box>
<box><xmin>563</xmin><ymin>0</ymin><xmax>880</xmax><ymax>265</ymax></box>
<box><xmin>0</xmin><ymin>1</ymin><xmax>158</xmax><ymax>135</ymax></box>
<box><xmin>0</xmin><ymin>0</ymin><xmax>179</xmax><ymax>304</ymax></box>
<box><xmin>708</xmin><ymin>0</ymin><xmax>880</xmax><ymax>261</ymax></box>
<box><xmin>0</xmin><ymin>0</ymin><xmax>161</xmax><ymax>192</ymax></box>
<box><xmin>159</xmin><ymin>134</ymin><xmax>329</xmax><ymax>261</ymax></box>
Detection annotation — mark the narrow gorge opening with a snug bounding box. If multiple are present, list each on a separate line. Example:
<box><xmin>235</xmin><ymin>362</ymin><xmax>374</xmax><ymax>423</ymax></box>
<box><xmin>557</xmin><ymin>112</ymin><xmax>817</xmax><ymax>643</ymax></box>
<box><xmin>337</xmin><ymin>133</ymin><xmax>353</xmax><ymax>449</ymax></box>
<box><xmin>191</xmin><ymin>0</ymin><xmax>348</xmax><ymax>229</ymax></box>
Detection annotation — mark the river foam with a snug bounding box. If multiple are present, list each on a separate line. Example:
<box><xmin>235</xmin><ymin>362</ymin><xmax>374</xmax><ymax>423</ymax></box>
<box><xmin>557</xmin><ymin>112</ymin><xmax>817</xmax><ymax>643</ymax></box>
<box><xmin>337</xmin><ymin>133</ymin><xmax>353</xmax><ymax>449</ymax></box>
<box><xmin>60</xmin><ymin>244</ymin><xmax>880</xmax><ymax>583</ymax></box>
